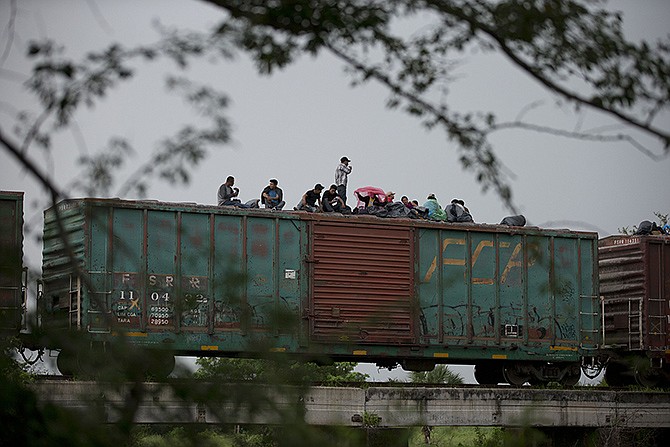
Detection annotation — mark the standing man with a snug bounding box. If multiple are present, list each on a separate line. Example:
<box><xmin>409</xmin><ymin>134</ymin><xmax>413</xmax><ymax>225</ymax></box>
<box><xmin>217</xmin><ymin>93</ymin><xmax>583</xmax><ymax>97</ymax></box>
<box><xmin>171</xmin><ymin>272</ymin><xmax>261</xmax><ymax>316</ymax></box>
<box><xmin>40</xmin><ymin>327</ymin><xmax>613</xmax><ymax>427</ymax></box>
<box><xmin>335</xmin><ymin>156</ymin><xmax>352</xmax><ymax>205</ymax></box>
<box><xmin>260</xmin><ymin>179</ymin><xmax>285</xmax><ymax>210</ymax></box>
<box><xmin>218</xmin><ymin>176</ymin><xmax>240</xmax><ymax>206</ymax></box>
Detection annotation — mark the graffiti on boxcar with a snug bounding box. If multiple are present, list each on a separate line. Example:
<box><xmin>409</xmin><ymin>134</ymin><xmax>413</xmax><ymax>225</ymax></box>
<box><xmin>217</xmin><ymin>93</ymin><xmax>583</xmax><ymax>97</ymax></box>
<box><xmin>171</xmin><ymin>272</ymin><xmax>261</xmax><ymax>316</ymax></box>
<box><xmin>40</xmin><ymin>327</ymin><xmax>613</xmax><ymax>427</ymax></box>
<box><xmin>422</xmin><ymin>238</ymin><xmax>536</xmax><ymax>284</ymax></box>
<box><xmin>443</xmin><ymin>304</ymin><xmax>467</xmax><ymax>337</ymax></box>
<box><xmin>180</xmin><ymin>276</ymin><xmax>209</xmax><ymax>327</ymax></box>
<box><xmin>214</xmin><ymin>300</ymin><xmax>240</xmax><ymax>326</ymax></box>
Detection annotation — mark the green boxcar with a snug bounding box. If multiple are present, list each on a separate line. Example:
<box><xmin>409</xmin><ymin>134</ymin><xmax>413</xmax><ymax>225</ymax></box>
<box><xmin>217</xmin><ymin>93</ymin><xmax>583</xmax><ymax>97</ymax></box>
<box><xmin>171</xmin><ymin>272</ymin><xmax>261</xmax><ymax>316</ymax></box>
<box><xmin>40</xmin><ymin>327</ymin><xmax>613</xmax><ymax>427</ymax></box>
<box><xmin>0</xmin><ymin>191</ymin><xmax>25</xmax><ymax>333</ymax></box>
<box><xmin>41</xmin><ymin>198</ymin><xmax>600</xmax><ymax>384</ymax></box>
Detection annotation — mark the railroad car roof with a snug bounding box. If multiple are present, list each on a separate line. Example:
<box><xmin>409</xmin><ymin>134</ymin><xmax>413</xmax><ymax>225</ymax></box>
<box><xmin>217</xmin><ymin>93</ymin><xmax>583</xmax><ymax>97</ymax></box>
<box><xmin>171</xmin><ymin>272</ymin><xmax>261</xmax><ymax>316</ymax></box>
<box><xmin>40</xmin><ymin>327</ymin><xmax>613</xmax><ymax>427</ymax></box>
<box><xmin>47</xmin><ymin>197</ymin><xmax>599</xmax><ymax>239</ymax></box>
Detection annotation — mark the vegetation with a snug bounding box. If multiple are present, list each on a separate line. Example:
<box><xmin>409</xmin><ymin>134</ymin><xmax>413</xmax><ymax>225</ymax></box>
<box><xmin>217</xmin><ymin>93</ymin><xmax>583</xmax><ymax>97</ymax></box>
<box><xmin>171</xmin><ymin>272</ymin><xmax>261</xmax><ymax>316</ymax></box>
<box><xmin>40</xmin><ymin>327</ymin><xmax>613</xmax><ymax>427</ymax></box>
<box><xmin>409</xmin><ymin>364</ymin><xmax>464</xmax><ymax>385</ymax></box>
<box><xmin>195</xmin><ymin>358</ymin><xmax>368</xmax><ymax>386</ymax></box>
<box><xmin>409</xmin><ymin>365</ymin><xmax>463</xmax><ymax>444</ymax></box>
<box><xmin>408</xmin><ymin>427</ymin><xmax>504</xmax><ymax>447</ymax></box>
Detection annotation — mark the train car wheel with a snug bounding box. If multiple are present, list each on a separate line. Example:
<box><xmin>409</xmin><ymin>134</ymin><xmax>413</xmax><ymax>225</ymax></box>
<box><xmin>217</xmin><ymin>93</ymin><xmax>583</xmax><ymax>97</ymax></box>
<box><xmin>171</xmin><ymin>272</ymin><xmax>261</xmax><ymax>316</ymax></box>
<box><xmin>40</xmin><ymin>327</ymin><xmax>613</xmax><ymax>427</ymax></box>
<box><xmin>528</xmin><ymin>376</ymin><xmax>549</xmax><ymax>386</ymax></box>
<box><xmin>56</xmin><ymin>350</ymin><xmax>77</xmax><ymax>377</ymax></box>
<box><xmin>604</xmin><ymin>361</ymin><xmax>632</xmax><ymax>386</ymax></box>
<box><xmin>559</xmin><ymin>366</ymin><xmax>581</xmax><ymax>386</ymax></box>
<box><xmin>145</xmin><ymin>352</ymin><xmax>175</xmax><ymax>379</ymax></box>
<box><xmin>503</xmin><ymin>364</ymin><xmax>530</xmax><ymax>386</ymax></box>
<box><xmin>474</xmin><ymin>363</ymin><xmax>505</xmax><ymax>385</ymax></box>
<box><xmin>401</xmin><ymin>359</ymin><xmax>436</xmax><ymax>372</ymax></box>
<box><xmin>634</xmin><ymin>366</ymin><xmax>662</xmax><ymax>388</ymax></box>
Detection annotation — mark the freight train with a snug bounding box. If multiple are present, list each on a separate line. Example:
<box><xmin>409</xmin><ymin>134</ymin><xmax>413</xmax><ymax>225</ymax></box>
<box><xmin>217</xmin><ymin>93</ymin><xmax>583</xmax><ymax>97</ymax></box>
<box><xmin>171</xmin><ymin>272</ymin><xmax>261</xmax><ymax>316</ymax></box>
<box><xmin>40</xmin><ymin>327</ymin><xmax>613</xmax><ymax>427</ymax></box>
<box><xmin>1</xmin><ymin>191</ymin><xmax>668</xmax><ymax>386</ymax></box>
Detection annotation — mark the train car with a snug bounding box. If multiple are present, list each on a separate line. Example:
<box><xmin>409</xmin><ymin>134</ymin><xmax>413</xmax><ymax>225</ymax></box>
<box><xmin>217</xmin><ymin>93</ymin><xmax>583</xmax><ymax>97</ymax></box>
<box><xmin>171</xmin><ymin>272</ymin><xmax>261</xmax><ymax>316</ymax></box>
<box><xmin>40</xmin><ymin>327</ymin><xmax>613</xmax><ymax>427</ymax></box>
<box><xmin>599</xmin><ymin>235</ymin><xmax>670</xmax><ymax>387</ymax></box>
<box><xmin>38</xmin><ymin>197</ymin><xmax>601</xmax><ymax>384</ymax></box>
<box><xmin>0</xmin><ymin>191</ymin><xmax>26</xmax><ymax>334</ymax></box>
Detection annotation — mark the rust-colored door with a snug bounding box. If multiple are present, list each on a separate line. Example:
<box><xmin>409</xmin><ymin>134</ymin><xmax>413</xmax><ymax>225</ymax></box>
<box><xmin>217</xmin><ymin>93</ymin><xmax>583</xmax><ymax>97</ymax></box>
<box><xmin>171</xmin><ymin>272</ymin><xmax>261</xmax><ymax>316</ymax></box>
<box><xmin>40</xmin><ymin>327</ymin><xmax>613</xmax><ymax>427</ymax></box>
<box><xmin>310</xmin><ymin>220</ymin><xmax>414</xmax><ymax>344</ymax></box>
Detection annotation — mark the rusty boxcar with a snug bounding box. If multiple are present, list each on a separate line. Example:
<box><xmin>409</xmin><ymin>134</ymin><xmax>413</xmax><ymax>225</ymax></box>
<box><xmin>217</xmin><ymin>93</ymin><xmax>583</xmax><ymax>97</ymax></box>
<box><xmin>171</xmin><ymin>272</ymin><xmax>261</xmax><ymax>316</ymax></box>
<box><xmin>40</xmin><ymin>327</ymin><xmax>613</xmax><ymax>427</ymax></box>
<box><xmin>0</xmin><ymin>191</ymin><xmax>25</xmax><ymax>333</ymax></box>
<box><xmin>599</xmin><ymin>235</ymin><xmax>670</xmax><ymax>386</ymax></box>
<box><xmin>37</xmin><ymin>197</ymin><xmax>601</xmax><ymax>384</ymax></box>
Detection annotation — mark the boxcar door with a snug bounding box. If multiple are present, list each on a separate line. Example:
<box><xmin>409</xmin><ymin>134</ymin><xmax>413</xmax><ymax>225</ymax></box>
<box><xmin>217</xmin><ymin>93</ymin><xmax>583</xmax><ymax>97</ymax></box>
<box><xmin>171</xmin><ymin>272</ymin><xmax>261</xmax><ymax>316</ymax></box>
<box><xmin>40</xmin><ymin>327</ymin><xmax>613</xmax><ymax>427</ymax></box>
<box><xmin>309</xmin><ymin>220</ymin><xmax>414</xmax><ymax>344</ymax></box>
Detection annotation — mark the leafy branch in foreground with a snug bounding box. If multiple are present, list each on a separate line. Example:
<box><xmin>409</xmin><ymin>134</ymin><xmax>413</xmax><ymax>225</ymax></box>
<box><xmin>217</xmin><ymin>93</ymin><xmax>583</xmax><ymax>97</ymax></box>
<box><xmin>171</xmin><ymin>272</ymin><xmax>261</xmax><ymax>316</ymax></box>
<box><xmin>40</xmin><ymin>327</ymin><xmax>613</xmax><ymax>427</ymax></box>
<box><xmin>4</xmin><ymin>1</ymin><xmax>668</xmax><ymax>213</ymax></box>
<box><xmin>203</xmin><ymin>0</ymin><xmax>670</xmax><ymax>211</ymax></box>
<box><xmin>4</xmin><ymin>24</ymin><xmax>237</xmax><ymax>207</ymax></box>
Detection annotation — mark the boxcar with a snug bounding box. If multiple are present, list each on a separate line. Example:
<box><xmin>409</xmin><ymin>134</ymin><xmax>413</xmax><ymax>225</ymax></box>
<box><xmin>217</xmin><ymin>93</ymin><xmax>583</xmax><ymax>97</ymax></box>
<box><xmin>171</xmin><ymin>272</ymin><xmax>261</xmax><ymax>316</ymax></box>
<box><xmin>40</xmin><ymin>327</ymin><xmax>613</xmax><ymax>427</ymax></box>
<box><xmin>599</xmin><ymin>235</ymin><xmax>670</xmax><ymax>386</ymax></box>
<box><xmin>0</xmin><ymin>191</ymin><xmax>25</xmax><ymax>333</ymax></box>
<box><xmin>40</xmin><ymin>198</ymin><xmax>601</xmax><ymax>384</ymax></box>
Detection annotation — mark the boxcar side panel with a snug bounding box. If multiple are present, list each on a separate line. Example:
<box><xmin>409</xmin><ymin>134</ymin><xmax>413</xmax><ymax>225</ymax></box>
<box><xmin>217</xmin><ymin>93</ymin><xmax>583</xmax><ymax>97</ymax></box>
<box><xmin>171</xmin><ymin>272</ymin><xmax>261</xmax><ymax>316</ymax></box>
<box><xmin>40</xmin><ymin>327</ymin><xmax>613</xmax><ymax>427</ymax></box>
<box><xmin>180</xmin><ymin>212</ymin><xmax>211</xmax><ymax>330</ymax></box>
<box><xmin>416</xmin><ymin>228</ymin><xmax>441</xmax><ymax>345</ymax></box>
<box><xmin>553</xmin><ymin>237</ymin><xmax>579</xmax><ymax>345</ymax></box>
<box><xmin>438</xmin><ymin>229</ymin><xmax>470</xmax><ymax>343</ymax></box>
<box><xmin>470</xmin><ymin>232</ymin><xmax>497</xmax><ymax>342</ymax></box>
<box><xmin>83</xmin><ymin>203</ymin><xmax>306</xmax><ymax>353</ymax></box>
<box><xmin>497</xmin><ymin>233</ymin><xmax>526</xmax><ymax>347</ymax></box>
<box><xmin>646</xmin><ymin>239</ymin><xmax>669</xmax><ymax>351</ymax></box>
<box><xmin>415</xmin><ymin>225</ymin><xmax>597</xmax><ymax>361</ymax></box>
<box><xmin>525</xmin><ymin>235</ymin><xmax>552</xmax><ymax>345</ymax></box>
<box><xmin>146</xmin><ymin>210</ymin><xmax>177</xmax><ymax>331</ymax></box>
<box><xmin>578</xmin><ymin>237</ymin><xmax>599</xmax><ymax>349</ymax></box>
<box><xmin>276</xmin><ymin>219</ymin><xmax>304</xmax><ymax>344</ymax></box>
<box><xmin>213</xmin><ymin>214</ymin><xmax>244</xmax><ymax>331</ymax></box>
<box><xmin>0</xmin><ymin>191</ymin><xmax>24</xmax><ymax>332</ymax></box>
<box><xmin>41</xmin><ymin>201</ymin><xmax>87</xmax><ymax>334</ymax></box>
<box><xmin>599</xmin><ymin>235</ymin><xmax>669</xmax><ymax>353</ymax></box>
<box><xmin>106</xmin><ymin>207</ymin><xmax>143</xmax><ymax>332</ymax></box>
<box><xmin>246</xmin><ymin>217</ymin><xmax>279</xmax><ymax>330</ymax></box>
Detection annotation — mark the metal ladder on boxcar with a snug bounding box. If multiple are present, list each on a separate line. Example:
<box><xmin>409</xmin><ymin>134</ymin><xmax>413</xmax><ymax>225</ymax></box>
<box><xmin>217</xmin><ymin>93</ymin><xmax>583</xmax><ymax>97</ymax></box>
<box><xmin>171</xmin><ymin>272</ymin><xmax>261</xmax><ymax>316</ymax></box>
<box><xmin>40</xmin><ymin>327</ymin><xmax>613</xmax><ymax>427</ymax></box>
<box><xmin>579</xmin><ymin>294</ymin><xmax>600</xmax><ymax>348</ymax></box>
<box><xmin>68</xmin><ymin>276</ymin><xmax>81</xmax><ymax>330</ymax></box>
<box><xmin>627</xmin><ymin>297</ymin><xmax>643</xmax><ymax>351</ymax></box>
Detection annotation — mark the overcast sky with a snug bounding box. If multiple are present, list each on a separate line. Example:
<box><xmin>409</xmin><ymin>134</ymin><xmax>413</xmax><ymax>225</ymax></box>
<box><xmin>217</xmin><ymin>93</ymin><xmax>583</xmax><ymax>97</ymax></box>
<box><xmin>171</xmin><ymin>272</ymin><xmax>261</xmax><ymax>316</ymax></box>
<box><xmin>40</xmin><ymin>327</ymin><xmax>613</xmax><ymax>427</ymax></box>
<box><xmin>1</xmin><ymin>0</ymin><xmax>668</xmax><ymax>381</ymax></box>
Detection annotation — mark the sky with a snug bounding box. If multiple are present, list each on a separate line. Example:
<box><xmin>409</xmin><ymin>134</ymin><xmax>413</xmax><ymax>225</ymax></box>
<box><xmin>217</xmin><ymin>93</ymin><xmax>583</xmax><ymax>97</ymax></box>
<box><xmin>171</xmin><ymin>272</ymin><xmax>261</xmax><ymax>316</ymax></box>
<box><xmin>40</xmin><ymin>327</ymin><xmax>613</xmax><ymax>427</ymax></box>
<box><xmin>1</xmin><ymin>0</ymin><xmax>668</xmax><ymax>382</ymax></box>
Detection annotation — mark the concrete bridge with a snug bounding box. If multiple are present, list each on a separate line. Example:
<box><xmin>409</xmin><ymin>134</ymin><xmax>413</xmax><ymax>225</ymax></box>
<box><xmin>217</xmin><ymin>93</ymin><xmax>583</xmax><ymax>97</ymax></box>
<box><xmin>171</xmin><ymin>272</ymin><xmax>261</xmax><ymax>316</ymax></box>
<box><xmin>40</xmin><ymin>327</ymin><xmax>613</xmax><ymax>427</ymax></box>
<box><xmin>32</xmin><ymin>381</ymin><xmax>670</xmax><ymax>428</ymax></box>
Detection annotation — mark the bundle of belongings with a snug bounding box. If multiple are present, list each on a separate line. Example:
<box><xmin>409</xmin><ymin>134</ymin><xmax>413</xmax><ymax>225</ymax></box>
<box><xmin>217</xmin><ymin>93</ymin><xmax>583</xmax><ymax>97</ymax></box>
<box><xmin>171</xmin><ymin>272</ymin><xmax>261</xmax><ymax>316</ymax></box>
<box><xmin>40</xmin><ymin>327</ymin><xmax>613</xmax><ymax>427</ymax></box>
<box><xmin>635</xmin><ymin>220</ymin><xmax>669</xmax><ymax>235</ymax></box>
<box><xmin>499</xmin><ymin>215</ymin><xmax>526</xmax><ymax>227</ymax></box>
<box><xmin>445</xmin><ymin>199</ymin><xmax>474</xmax><ymax>223</ymax></box>
<box><xmin>352</xmin><ymin>186</ymin><xmax>419</xmax><ymax>219</ymax></box>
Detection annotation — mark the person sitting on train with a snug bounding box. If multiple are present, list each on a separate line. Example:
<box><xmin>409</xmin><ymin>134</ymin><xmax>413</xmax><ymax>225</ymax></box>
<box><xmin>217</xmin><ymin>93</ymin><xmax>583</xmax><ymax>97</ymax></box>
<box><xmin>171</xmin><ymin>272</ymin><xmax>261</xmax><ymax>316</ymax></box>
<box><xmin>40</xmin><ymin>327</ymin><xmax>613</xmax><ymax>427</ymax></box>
<box><xmin>376</xmin><ymin>191</ymin><xmax>396</xmax><ymax>206</ymax></box>
<box><xmin>322</xmin><ymin>184</ymin><xmax>350</xmax><ymax>213</ymax></box>
<box><xmin>217</xmin><ymin>176</ymin><xmax>259</xmax><ymax>208</ymax></box>
<box><xmin>218</xmin><ymin>176</ymin><xmax>241</xmax><ymax>206</ymax></box>
<box><xmin>422</xmin><ymin>194</ymin><xmax>447</xmax><ymax>221</ymax></box>
<box><xmin>353</xmin><ymin>186</ymin><xmax>386</xmax><ymax>209</ymax></box>
<box><xmin>445</xmin><ymin>198</ymin><xmax>474</xmax><ymax>223</ymax></box>
<box><xmin>294</xmin><ymin>184</ymin><xmax>324</xmax><ymax>212</ymax></box>
<box><xmin>260</xmin><ymin>178</ymin><xmax>285</xmax><ymax>210</ymax></box>
<box><xmin>401</xmin><ymin>196</ymin><xmax>415</xmax><ymax>209</ymax></box>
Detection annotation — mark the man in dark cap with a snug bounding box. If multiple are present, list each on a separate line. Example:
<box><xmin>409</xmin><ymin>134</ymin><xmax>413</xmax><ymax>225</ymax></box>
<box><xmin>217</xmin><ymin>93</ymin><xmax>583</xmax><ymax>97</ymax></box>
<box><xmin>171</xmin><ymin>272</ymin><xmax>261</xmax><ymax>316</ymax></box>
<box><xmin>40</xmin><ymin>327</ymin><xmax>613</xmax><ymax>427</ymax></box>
<box><xmin>335</xmin><ymin>156</ymin><xmax>352</xmax><ymax>205</ymax></box>
<box><xmin>295</xmin><ymin>183</ymin><xmax>324</xmax><ymax>212</ymax></box>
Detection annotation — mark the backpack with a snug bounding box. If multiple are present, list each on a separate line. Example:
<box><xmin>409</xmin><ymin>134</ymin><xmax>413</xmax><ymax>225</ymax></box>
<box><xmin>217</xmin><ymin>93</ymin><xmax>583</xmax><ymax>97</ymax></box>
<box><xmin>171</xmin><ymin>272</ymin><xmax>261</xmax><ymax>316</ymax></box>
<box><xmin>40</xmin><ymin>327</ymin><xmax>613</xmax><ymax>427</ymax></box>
<box><xmin>635</xmin><ymin>221</ymin><xmax>653</xmax><ymax>235</ymax></box>
<box><xmin>500</xmin><ymin>215</ymin><xmax>526</xmax><ymax>227</ymax></box>
<box><xmin>445</xmin><ymin>203</ymin><xmax>473</xmax><ymax>223</ymax></box>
